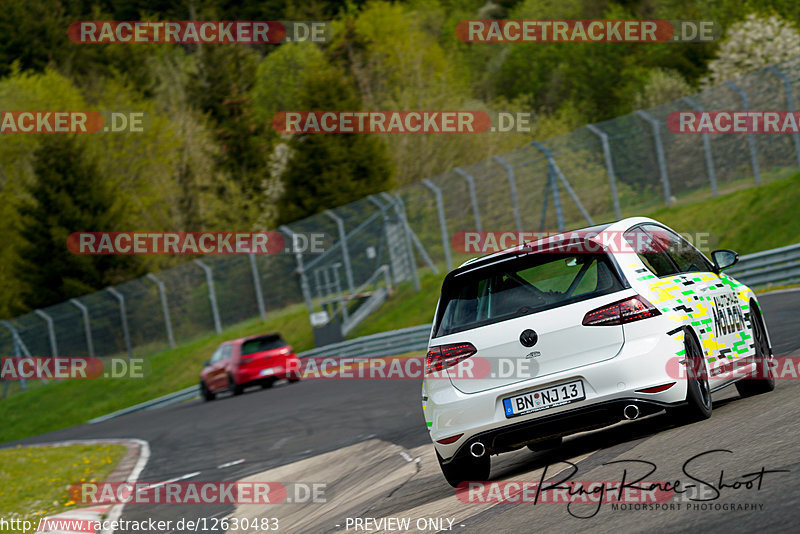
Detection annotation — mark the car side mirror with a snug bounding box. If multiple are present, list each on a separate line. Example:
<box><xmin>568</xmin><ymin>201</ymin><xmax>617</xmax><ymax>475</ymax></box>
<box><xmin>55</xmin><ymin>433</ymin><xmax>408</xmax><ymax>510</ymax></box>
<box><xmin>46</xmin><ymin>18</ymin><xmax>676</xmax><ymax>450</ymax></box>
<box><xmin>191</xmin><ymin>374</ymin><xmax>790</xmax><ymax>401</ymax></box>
<box><xmin>203</xmin><ymin>360</ymin><xmax>211</xmax><ymax>366</ymax></box>
<box><xmin>711</xmin><ymin>249</ymin><xmax>739</xmax><ymax>272</ymax></box>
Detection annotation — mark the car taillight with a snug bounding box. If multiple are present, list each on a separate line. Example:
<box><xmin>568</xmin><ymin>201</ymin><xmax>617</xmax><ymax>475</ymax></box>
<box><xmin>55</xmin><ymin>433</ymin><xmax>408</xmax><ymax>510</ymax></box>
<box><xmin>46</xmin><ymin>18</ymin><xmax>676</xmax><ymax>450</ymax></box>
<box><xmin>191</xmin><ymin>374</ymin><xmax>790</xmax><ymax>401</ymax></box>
<box><xmin>436</xmin><ymin>433</ymin><xmax>463</xmax><ymax>445</ymax></box>
<box><xmin>582</xmin><ymin>295</ymin><xmax>660</xmax><ymax>326</ymax></box>
<box><xmin>636</xmin><ymin>382</ymin><xmax>676</xmax><ymax>393</ymax></box>
<box><xmin>425</xmin><ymin>342</ymin><xmax>477</xmax><ymax>374</ymax></box>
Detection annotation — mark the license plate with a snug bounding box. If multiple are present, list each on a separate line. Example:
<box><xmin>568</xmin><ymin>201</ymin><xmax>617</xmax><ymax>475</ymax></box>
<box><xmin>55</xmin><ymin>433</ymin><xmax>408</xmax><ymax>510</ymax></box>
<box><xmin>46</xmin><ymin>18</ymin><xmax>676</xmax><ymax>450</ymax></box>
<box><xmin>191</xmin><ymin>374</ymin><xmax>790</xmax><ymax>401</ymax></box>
<box><xmin>503</xmin><ymin>380</ymin><xmax>585</xmax><ymax>418</ymax></box>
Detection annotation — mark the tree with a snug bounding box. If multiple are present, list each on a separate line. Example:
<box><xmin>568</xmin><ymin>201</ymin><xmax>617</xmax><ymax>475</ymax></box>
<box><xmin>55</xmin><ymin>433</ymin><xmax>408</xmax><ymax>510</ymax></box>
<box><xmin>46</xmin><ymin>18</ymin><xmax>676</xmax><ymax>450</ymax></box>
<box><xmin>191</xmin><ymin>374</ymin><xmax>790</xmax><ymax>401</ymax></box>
<box><xmin>703</xmin><ymin>13</ymin><xmax>800</xmax><ymax>87</ymax></box>
<box><xmin>276</xmin><ymin>68</ymin><xmax>394</xmax><ymax>224</ymax></box>
<box><xmin>633</xmin><ymin>68</ymin><xmax>693</xmax><ymax>109</ymax></box>
<box><xmin>14</xmin><ymin>137</ymin><xmax>143</xmax><ymax>311</ymax></box>
<box><xmin>189</xmin><ymin>44</ymin><xmax>270</xmax><ymax>220</ymax></box>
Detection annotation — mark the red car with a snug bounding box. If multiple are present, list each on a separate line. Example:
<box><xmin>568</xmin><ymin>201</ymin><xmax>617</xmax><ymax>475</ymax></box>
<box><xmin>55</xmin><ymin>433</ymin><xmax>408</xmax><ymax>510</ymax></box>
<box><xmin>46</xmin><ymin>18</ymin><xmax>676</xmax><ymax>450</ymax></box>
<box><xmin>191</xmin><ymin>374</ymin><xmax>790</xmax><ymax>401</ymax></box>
<box><xmin>200</xmin><ymin>333</ymin><xmax>301</xmax><ymax>401</ymax></box>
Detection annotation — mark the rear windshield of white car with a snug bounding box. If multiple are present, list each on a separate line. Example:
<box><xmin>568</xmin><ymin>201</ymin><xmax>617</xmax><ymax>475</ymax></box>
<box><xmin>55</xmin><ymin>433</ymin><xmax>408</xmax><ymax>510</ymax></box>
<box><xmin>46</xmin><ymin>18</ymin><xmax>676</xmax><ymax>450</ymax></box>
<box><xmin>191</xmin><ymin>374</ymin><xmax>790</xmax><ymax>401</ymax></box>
<box><xmin>433</xmin><ymin>252</ymin><xmax>624</xmax><ymax>337</ymax></box>
<box><xmin>241</xmin><ymin>335</ymin><xmax>287</xmax><ymax>355</ymax></box>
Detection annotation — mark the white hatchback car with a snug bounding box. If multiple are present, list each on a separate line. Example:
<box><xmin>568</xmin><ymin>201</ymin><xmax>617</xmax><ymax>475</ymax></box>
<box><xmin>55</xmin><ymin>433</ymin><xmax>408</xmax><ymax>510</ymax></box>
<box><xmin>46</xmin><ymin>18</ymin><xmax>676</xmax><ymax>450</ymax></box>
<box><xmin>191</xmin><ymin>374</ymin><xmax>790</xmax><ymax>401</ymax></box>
<box><xmin>422</xmin><ymin>217</ymin><xmax>775</xmax><ymax>486</ymax></box>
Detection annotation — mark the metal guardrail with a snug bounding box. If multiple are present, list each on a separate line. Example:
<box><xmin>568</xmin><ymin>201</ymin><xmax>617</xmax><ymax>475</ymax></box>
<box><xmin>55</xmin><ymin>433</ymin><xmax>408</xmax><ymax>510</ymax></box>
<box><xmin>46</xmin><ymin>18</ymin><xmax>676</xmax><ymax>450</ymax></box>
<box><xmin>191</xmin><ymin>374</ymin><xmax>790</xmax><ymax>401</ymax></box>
<box><xmin>76</xmin><ymin>240</ymin><xmax>800</xmax><ymax>424</ymax></box>
<box><xmin>727</xmin><ymin>243</ymin><xmax>800</xmax><ymax>287</ymax></box>
<box><xmin>299</xmin><ymin>324</ymin><xmax>432</xmax><ymax>361</ymax></box>
<box><xmin>88</xmin><ymin>324</ymin><xmax>433</xmax><ymax>423</ymax></box>
<box><xmin>88</xmin><ymin>385</ymin><xmax>200</xmax><ymax>424</ymax></box>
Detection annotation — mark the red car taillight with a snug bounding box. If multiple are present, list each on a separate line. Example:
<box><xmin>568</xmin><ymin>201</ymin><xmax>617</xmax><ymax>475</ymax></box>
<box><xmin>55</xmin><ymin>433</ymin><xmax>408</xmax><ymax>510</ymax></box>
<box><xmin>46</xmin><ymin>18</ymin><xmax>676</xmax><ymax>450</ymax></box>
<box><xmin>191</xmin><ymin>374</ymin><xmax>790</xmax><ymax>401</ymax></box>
<box><xmin>582</xmin><ymin>295</ymin><xmax>660</xmax><ymax>326</ymax></box>
<box><xmin>425</xmin><ymin>342</ymin><xmax>477</xmax><ymax>374</ymax></box>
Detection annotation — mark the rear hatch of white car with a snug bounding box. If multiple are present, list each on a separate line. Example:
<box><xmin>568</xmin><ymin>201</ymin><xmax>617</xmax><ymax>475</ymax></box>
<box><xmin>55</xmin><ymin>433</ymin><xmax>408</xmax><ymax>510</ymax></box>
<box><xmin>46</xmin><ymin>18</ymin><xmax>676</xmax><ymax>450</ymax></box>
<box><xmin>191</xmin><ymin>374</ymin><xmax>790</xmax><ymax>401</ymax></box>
<box><xmin>430</xmin><ymin>250</ymin><xmax>629</xmax><ymax>394</ymax></box>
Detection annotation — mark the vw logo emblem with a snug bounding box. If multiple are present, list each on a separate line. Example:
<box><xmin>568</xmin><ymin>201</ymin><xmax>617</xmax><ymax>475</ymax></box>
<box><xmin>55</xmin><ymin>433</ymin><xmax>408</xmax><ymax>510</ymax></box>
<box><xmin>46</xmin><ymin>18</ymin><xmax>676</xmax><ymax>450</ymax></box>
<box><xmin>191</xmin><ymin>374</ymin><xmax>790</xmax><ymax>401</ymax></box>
<box><xmin>519</xmin><ymin>329</ymin><xmax>538</xmax><ymax>347</ymax></box>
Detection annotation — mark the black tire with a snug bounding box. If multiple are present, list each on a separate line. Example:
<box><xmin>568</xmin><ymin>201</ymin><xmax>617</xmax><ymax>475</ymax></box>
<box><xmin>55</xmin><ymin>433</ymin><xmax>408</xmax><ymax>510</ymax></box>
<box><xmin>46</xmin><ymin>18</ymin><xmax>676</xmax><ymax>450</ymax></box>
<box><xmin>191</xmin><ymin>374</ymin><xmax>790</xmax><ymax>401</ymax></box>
<box><xmin>201</xmin><ymin>380</ymin><xmax>215</xmax><ymax>402</ymax></box>
<box><xmin>229</xmin><ymin>373</ymin><xmax>243</xmax><ymax>396</ymax></box>
<box><xmin>436</xmin><ymin>450</ymin><xmax>490</xmax><ymax>488</ymax></box>
<box><xmin>735</xmin><ymin>305</ymin><xmax>775</xmax><ymax>397</ymax></box>
<box><xmin>261</xmin><ymin>378</ymin><xmax>276</xmax><ymax>389</ymax></box>
<box><xmin>288</xmin><ymin>372</ymin><xmax>301</xmax><ymax>384</ymax></box>
<box><xmin>527</xmin><ymin>436</ymin><xmax>563</xmax><ymax>452</ymax></box>
<box><xmin>669</xmin><ymin>331</ymin><xmax>712</xmax><ymax>423</ymax></box>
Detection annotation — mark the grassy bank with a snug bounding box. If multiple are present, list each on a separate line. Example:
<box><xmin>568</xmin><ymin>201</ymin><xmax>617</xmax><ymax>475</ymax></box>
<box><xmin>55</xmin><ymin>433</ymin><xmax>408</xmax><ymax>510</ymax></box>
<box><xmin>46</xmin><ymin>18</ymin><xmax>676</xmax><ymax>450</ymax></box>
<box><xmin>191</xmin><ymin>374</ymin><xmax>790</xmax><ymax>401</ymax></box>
<box><xmin>2</xmin><ymin>174</ymin><xmax>800</xmax><ymax>443</ymax></box>
<box><xmin>0</xmin><ymin>443</ymin><xmax>126</xmax><ymax>534</ymax></box>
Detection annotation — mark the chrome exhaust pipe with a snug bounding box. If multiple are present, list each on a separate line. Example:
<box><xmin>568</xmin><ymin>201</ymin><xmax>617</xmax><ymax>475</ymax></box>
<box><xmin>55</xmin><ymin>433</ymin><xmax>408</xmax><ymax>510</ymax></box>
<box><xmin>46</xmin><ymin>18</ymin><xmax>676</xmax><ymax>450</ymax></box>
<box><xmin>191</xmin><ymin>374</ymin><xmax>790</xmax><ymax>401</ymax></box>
<box><xmin>623</xmin><ymin>404</ymin><xmax>640</xmax><ymax>420</ymax></box>
<box><xmin>470</xmin><ymin>441</ymin><xmax>486</xmax><ymax>458</ymax></box>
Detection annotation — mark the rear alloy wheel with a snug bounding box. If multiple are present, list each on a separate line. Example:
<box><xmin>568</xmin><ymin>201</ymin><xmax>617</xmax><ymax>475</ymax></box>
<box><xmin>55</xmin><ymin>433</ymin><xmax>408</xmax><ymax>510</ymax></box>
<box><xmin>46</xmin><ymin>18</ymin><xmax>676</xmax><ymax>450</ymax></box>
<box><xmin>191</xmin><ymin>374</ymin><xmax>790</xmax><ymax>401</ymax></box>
<box><xmin>436</xmin><ymin>450</ymin><xmax>490</xmax><ymax>488</ymax></box>
<box><xmin>669</xmin><ymin>331</ymin><xmax>712</xmax><ymax>423</ymax></box>
<box><xmin>736</xmin><ymin>306</ymin><xmax>775</xmax><ymax>397</ymax></box>
<box><xmin>229</xmin><ymin>373</ymin><xmax>243</xmax><ymax>396</ymax></box>
<box><xmin>200</xmin><ymin>380</ymin><xmax>215</xmax><ymax>402</ymax></box>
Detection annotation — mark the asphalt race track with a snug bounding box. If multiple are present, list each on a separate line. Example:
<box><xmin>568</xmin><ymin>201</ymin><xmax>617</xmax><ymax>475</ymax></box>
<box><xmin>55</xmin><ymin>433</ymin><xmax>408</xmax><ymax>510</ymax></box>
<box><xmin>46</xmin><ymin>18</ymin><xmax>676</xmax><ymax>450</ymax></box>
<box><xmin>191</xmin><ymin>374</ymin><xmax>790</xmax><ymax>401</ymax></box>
<box><xmin>7</xmin><ymin>290</ymin><xmax>800</xmax><ymax>534</ymax></box>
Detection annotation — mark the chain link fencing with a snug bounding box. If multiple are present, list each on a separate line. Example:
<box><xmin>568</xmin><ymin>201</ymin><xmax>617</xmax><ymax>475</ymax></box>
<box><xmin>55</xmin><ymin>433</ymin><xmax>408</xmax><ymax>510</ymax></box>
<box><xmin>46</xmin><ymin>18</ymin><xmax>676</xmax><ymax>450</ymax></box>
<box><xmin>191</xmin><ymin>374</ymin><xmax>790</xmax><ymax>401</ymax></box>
<box><xmin>4</xmin><ymin>56</ymin><xmax>800</xmax><ymax>397</ymax></box>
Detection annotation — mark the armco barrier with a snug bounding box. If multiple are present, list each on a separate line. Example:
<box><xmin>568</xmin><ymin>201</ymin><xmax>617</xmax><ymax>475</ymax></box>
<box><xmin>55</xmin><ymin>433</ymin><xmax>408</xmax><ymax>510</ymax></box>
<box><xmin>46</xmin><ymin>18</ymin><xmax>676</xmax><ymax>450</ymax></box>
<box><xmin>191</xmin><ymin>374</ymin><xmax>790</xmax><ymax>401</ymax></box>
<box><xmin>726</xmin><ymin>243</ymin><xmax>800</xmax><ymax>287</ymax></box>
<box><xmin>8</xmin><ymin>55</ymin><xmax>800</xmax><ymax>369</ymax></box>
<box><xmin>298</xmin><ymin>323</ymin><xmax>432</xmax><ymax>361</ymax></box>
<box><xmin>88</xmin><ymin>323</ymin><xmax>433</xmax><ymax>423</ymax></box>
<box><xmin>88</xmin><ymin>385</ymin><xmax>201</xmax><ymax>423</ymax></box>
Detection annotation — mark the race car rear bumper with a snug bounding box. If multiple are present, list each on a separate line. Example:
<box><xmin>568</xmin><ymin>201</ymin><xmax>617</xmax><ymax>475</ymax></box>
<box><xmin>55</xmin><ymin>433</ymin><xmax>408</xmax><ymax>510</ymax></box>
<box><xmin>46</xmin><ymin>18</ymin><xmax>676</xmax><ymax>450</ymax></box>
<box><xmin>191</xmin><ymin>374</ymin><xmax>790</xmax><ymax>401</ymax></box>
<box><xmin>441</xmin><ymin>397</ymin><xmax>685</xmax><ymax>463</ymax></box>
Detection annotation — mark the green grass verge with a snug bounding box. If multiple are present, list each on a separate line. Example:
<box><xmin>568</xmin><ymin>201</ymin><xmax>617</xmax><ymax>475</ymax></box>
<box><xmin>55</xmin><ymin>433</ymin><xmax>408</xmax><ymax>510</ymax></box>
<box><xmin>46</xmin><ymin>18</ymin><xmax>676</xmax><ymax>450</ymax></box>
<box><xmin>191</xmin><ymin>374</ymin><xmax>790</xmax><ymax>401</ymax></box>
<box><xmin>647</xmin><ymin>172</ymin><xmax>800</xmax><ymax>255</ymax></box>
<box><xmin>3</xmin><ymin>173</ymin><xmax>800</xmax><ymax>444</ymax></box>
<box><xmin>0</xmin><ymin>443</ymin><xmax>126</xmax><ymax>534</ymax></box>
<box><xmin>0</xmin><ymin>304</ymin><xmax>312</xmax><ymax>443</ymax></box>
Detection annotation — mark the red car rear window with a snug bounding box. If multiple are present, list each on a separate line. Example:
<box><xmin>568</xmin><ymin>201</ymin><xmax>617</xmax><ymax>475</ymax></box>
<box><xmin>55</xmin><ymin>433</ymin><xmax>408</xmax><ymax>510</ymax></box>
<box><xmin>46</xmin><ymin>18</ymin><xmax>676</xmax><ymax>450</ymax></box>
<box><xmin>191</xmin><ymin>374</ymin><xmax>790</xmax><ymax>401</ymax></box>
<box><xmin>241</xmin><ymin>335</ymin><xmax>287</xmax><ymax>355</ymax></box>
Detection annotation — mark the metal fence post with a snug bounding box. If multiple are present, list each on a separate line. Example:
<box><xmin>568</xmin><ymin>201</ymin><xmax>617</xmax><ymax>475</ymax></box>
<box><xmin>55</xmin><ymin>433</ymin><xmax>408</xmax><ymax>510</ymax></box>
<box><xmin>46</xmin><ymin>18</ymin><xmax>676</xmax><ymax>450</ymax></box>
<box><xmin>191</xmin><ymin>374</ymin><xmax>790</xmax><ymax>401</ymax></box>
<box><xmin>531</xmin><ymin>140</ymin><xmax>594</xmax><ymax>226</ymax></box>
<box><xmin>383</xmin><ymin>192</ymin><xmax>437</xmax><ymax>276</ymax></box>
<box><xmin>193</xmin><ymin>260</ymin><xmax>222</xmax><ymax>335</ymax></box>
<box><xmin>492</xmin><ymin>156</ymin><xmax>523</xmax><ymax>233</ymax></box>
<box><xmin>1</xmin><ymin>320</ymin><xmax>30</xmax><ymax>390</ymax></box>
<box><xmin>586</xmin><ymin>124</ymin><xmax>622</xmax><ymax>219</ymax></box>
<box><xmin>680</xmin><ymin>97</ymin><xmax>718</xmax><ymax>197</ymax></box>
<box><xmin>280</xmin><ymin>225</ymin><xmax>314</xmax><ymax>314</ymax></box>
<box><xmin>249</xmin><ymin>254</ymin><xmax>267</xmax><ymax>321</ymax></box>
<box><xmin>422</xmin><ymin>179</ymin><xmax>453</xmax><ymax>270</ymax></box>
<box><xmin>766</xmin><ymin>65</ymin><xmax>800</xmax><ymax>169</ymax></box>
<box><xmin>724</xmin><ymin>81</ymin><xmax>761</xmax><ymax>185</ymax></box>
<box><xmin>635</xmin><ymin>110</ymin><xmax>672</xmax><ymax>205</ymax></box>
<box><xmin>454</xmin><ymin>168</ymin><xmax>483</xmax><ymax>232</ymax></box>
<box><xmin>530</xmin><ymin>140</ymin><xmax>587</xmax><ymax>231</ymax></box>
<box><xmin>69</xmin><ymin>298</ymin><xmax>95</xmax><ymax>358</ymax></box>
<box><xmin>34</xmin><ymin>309</ymin><xmax>58</xmax><ymax>359</ymax></box>
<box><xmin>369</xmin><ymin>195</ymin><xmax>400</xmax><ymax>288</ymax></box>
<box><xmin>106</xmin><ymin>287</ymin><xmax>132</xmax><ymax>359</ymax></box>
<box><xmin>146</xmin><ymin>273</ymin><xmax>176</xmax><ymax>348</ymax></box>
<box><xmin>324</xmin><ymin>210</ymin><xmax>355</xmax><ymax>295</ymax></box>
<box><xmin>383</xmin><ymin>195</ymin><xmax>421</xmax><ymax>290</ymax></box>
<box><xmin>539</xmin><ymin>172</ymin><xmax>552</xmax><ymax>231</ymax></box>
